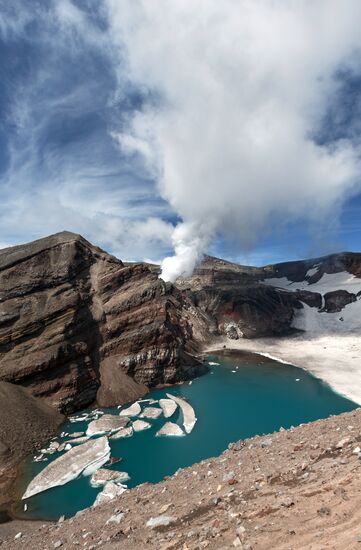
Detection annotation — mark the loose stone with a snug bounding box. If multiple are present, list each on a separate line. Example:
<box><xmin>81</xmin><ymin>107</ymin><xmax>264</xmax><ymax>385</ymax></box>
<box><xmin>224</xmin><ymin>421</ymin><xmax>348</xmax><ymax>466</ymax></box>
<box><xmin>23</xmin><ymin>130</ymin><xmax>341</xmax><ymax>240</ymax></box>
<box><xmin>146</xmin><ymin>516</ymin><xmax>177</xmax><ymax>529</ymax></box>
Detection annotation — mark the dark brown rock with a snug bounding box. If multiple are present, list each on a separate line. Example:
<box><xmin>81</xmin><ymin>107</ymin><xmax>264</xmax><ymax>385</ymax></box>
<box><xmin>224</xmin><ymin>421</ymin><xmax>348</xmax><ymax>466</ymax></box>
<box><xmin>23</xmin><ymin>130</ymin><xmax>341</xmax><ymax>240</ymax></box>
<box><xmin>294</xmin><ymin>290</ymin><xmax>322</xmax><ymax>309</ymax></box>
<box><xmin>177</xmin><ymin>252</ymin><xmax>361</xmax><ymax>339</ymax></box>
<box><xmin>262</xmin><ymin>251</ymin><xmax>361</xmax><ymax>282</ymax></box>
<box><xmin>0</xmin><ymin>381</ymin><xmax>63</xmax><ymax>459</ymax></box>
<box><xmin>1</xmin><ymin>234</ymin><xmax>360</xmax><ymax>416</ymax></box>
<box><xmin>0</xmin><ymin>380</ymin><xmax>63</xmax><ymax>507</ymax></box>
<box><xmin>177</xmin><ymin>257</ymin><xmax>302</xmax><ymax>339</ymax></box>
<box><xmin>0</xmin><ymin>232</ymin><xmax>206</xmax><ymax>413</ymax></box>
<box><xmin>323</xmin><ymin>290</ymin><xmax>357</xmax><ymax>313</ymax></box>
<box><xmin>97</xmin><ymin>359</ymin><xmax>148</xmax><ymax>408</ymax></box>
<box><xmin>95</xmin><ymin>261</ymin><xmax>205</xmax><ymax>393</ymax></box>
<box><xmin>0</xmin><ymin>232</ymin><xmax>110</xmax><ymax>413</ymax></box>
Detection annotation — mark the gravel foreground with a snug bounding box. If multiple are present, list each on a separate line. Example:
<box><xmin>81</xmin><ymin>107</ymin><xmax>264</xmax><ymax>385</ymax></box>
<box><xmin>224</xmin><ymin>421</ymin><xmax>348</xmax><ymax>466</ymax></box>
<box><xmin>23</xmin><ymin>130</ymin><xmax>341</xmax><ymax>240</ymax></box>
<box><xmin>2</xmin><ymin>408</ymin><xmax>361</xmax><ymax>550</ymax></box>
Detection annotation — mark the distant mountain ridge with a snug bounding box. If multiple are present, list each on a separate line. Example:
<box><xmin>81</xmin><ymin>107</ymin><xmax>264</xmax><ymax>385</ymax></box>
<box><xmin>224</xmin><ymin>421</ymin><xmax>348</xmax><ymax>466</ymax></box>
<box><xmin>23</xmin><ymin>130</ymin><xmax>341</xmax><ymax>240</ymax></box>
<box><xmin>176</xmin><ymin>251</ymin><xmax>361</xmax><ymax>339</ymax></box>
<box><xmin>0</xmin><ymin>232</ymin><xmax>360</xmax><ymax>416</ymax></box>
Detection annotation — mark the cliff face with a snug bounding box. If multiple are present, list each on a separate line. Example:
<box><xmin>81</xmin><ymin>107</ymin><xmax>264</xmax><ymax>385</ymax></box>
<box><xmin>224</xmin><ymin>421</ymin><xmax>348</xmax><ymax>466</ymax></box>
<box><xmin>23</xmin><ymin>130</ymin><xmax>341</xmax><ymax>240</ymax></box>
<box><xmin>177</xmin><ymin>252</ymin><xmax>361</xmax><ymax>340</ymax></box>
<box><xmin>0</xmin><ymin>232</ymin><xmax>205</xmax><ymax>414</ymax></box>
<box><xmin>0</xmin><ymin>232</ymin><xmax>103</xmax><ymax>412</ymax></box>
<box><xmin>176</xmin><ymin>256</ymin><xmax>302</xmax><ymax>339</ymax></box>
<box><xmin>94</xmin><ymin>259</ymin><xmax>206</xmax><ymax>408</ymax></box>
<box><xmin>1</xmin><ymin>233</ymin><xmax>360</xmax><ymax>414</ymax></box>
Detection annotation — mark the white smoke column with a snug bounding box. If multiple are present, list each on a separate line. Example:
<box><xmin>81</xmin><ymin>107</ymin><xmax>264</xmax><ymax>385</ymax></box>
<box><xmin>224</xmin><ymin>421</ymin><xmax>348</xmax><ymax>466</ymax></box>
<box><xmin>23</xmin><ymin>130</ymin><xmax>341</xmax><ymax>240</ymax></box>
<box><xmin>107</xmin><ymin>1</ymin><xmax>361</xmax><ymax>282</ymax></box>
<box><xmin>161</xmin><ymin>221</ymin><xmax>216</xmax><ymax>281</ymax></box>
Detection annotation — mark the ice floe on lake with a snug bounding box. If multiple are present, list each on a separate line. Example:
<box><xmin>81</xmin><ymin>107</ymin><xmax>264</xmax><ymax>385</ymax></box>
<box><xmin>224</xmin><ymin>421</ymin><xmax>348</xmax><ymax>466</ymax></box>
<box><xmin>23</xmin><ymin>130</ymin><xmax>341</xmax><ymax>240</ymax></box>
<box><xmin>133</xmin><ymin>420</ymin><xmax>151</xmax><ymax>432</ymax></box>
<box><xmin>26</xmin><ymin>392</ymin><xmax>197</xmax><ymax>510</ymax></box>
<box><xmin>86</xmin><ymin>415</ymin><xmax>129</xmax><ymax>437</ymax></box>
<box><xmin>33</xmin><ymin>454</ymin><xmax>47</xmax><ymax>463</ymax></box>
<box><xmin>119</xmin><ymin>402</ymin><xmax>141</xmax><ymax>417</ymax></box>
<box><xmin>110</xmin><ymin>426</ymin><xmax>134</xmax><ymax>440</ymax></box>
<box><xmin>65</xmin><ymin>436</ymin><xmax>90</xmax><ymax>446</ymax></box>
<box><xmin>156</xmin><ymin>422</ymin><xmax>184</xmax><ymax>437</ymax></box>
<box><xmin>67</xmin><ymin>432</ymin><xmax>84</xmax><ymax>439</ymax></box>
<box><xmin>23</xmin><ymin>437</ymin><xmax>110</xmax><ymax>500</ymax></box>
<box><xmin>166</xmin><ymin>393</ymin><xmax>197</xmax><ymax>434</ymax></box>
<box><xmin>140</xmin><ymin>407</ymin><xmax>162</xmax><ymax>419</ymax></box>
<box><xmin>159</xmin><ymin>398</ymin><xmax>178</xmax><ymax>418</ymax></box>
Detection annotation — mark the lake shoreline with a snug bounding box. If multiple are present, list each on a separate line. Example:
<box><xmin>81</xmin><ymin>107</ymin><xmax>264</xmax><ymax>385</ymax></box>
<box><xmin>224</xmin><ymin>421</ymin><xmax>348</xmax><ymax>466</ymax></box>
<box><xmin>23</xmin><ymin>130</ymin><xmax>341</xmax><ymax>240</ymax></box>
<box><xmin>4</xmin><ymin>342</ymin><xmax>359</xmax><ymax>525</ymax></box>
<box><xmin>13</xmin><ymin>353</ymin><xmax>356</xmax><ymax>523</ymax></box>
<box><xmin>2</xmin><ymin>406</ymin><xmax>361</xmax><ymax>549</ymax></box>
<box><xmin>204</xmin><ymin>333</ymin><xmax>361</xmax><ymax>406</ymax></box>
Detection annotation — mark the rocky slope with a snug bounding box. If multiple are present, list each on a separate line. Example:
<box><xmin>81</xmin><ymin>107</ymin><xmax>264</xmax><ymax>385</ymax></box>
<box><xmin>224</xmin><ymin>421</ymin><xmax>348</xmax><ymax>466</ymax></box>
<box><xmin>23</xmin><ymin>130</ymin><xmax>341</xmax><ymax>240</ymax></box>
<box><xmin>177</xmin><ymin>252</ymin><xmax>361</xmax><ymax>340</ymax></box>
<box><xmin>2</xmin><ymin>406</ymin><xmax>361</xmax><ymax>549</ymax></box>
<box><xmin>0</xmin><ymin>382</ymin><xmax>63</xmax><ymax>512</ymax></box>
<box><xmin>0</xmin><ymin>232</ymin><xmax>205</xmax><ymax>415</ymax></box>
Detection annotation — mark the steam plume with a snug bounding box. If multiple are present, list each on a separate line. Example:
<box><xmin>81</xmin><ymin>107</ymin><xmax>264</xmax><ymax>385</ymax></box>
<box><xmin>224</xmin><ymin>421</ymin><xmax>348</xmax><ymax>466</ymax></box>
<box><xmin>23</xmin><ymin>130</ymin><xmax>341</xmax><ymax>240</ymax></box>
<box><xmin>107</xmin><ymin>0</ymin><xmax>361</xmax><ymax>281</ymax></box>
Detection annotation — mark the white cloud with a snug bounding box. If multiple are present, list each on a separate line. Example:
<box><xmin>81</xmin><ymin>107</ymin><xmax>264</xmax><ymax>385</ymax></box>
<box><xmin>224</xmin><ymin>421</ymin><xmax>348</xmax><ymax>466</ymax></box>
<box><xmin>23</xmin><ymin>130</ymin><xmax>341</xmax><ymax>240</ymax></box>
<box><xmin>0</xmin><ymin>1</ymin><xmax>174</xmax><ymax>262</ymax></box>
<box><xmin>106</xmin><ymin>0</ymin><xmax>361</xmax><ymax>280</ymax></box>
<box><xmin>55</xmin><ymin>0</ymin><xmax>85</xmax><ymax>27</ymax></box>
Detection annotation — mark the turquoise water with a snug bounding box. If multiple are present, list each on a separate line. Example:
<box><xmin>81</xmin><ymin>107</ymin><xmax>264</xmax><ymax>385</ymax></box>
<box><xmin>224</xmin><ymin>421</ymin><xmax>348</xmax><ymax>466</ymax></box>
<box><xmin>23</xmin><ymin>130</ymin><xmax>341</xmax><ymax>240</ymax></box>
<box><xmin>16</xmin><ymin>352</ymin><xmax>357</xmax><ymax>520</ymax></box>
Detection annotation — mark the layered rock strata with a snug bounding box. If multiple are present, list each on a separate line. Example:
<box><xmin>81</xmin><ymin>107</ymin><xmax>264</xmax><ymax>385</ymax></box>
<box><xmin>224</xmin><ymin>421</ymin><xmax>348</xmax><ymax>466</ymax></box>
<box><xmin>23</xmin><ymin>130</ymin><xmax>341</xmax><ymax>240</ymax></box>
<box><xmin>0</xmin><ymin>232</ymin><xmax>206</xmax><ymax>414</ymax></box>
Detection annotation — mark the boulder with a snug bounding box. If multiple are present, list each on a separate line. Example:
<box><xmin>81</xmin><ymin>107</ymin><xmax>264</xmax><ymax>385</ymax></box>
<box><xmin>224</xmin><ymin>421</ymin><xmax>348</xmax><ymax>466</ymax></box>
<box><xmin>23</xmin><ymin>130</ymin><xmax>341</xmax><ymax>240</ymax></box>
<box><xmin>146</xmin><ymin>516</ymin><xmax>177</xmax><ymax>529</ymax></box>
<box><xmin>294</xmin><ymin>290</ymin><xmax>322</xmax><ymax>309</ymax></box>
<box><xmin>323</xmin><ymin>290</ymin><xmax>357</xmax><ymax>313</ymax></box>
<box><xmin>225</xmin><ymin>324</ymin><xmax>240</xmax><ymax>340</ymax></box>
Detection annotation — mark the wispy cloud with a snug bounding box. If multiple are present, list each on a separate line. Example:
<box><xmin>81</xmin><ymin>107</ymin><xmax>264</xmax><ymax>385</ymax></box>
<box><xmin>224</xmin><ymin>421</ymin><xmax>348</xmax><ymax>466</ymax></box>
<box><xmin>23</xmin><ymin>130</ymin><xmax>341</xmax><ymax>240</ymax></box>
<box><xmin>0</xmin><ymin>0</ymin><xmax>174</xmax><ymax>260</ymax></box>
<box><xmin>1</xmin><ymin>0</ymin><xmax>361</xmax><ymax>269</ymax></box>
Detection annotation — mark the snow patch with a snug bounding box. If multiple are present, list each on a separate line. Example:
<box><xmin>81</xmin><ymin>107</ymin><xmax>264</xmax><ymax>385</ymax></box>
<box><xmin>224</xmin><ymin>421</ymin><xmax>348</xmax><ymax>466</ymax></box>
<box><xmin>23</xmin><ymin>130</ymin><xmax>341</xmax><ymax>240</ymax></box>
<box><xmin>306</xmin><ymin>266</ymin><xmax>319</xmax><ymax>278</ymax></box>
<box><xmin>264</xmin><ymin>270</ymin><xmax>361</xmax><ymax>294</ymax></box>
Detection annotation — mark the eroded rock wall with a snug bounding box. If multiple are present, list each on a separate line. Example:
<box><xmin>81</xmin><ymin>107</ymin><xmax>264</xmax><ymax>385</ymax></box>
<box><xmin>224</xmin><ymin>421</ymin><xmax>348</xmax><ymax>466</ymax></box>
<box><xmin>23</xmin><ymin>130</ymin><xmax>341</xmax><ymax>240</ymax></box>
<box><xmin>0</xmin><ymin>233</ymin><xmax>205</xmax><ymax>413</ymax></box>
<box><xmin>1</xmin><ymin>234</ymin><xmax>360</xmax><ymax>413</ymax></box>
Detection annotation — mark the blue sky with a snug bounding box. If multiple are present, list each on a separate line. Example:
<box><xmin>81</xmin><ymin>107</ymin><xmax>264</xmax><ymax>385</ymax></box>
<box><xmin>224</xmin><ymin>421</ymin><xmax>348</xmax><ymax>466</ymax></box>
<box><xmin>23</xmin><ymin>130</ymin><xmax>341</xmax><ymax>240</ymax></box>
<box><xmin>1</xmin><ymin>1</ymin><xmax>361</xmax><ymax>269</ymax></box>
